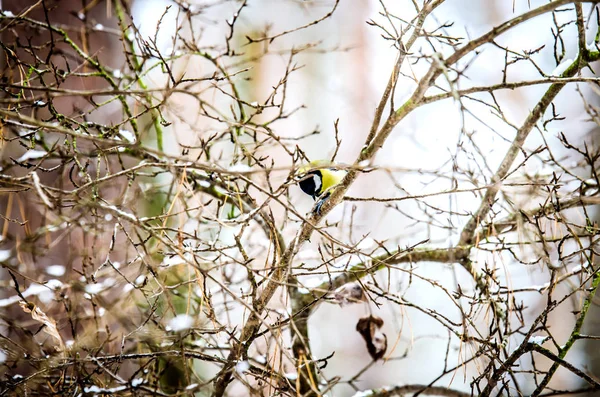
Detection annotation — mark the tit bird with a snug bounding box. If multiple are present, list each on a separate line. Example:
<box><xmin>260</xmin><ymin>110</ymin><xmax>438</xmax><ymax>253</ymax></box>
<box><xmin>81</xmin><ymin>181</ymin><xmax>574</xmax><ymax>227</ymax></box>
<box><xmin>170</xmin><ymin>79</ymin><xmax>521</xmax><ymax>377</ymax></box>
<box><xmin>297</xmin><ymin>162</ymin><xmax>347</xmax><ymax>214</ymax></box>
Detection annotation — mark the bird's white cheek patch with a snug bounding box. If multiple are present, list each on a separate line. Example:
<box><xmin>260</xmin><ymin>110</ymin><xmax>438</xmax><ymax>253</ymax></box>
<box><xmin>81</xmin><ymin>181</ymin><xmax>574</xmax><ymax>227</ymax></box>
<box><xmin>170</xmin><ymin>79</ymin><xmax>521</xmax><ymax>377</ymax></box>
<box><xmin>313</xmin><ymin>175</ymin><xmax>322</xmax><ymax>194</ymax></box>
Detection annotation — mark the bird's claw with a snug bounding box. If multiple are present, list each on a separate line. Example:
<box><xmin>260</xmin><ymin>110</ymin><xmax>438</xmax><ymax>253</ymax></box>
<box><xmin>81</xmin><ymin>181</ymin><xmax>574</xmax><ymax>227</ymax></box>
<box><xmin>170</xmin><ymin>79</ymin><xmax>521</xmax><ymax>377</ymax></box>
<box><xmin>313</xmin><ymin>197</ymin><xmax>327</xmax><ymax>215</ymax></box>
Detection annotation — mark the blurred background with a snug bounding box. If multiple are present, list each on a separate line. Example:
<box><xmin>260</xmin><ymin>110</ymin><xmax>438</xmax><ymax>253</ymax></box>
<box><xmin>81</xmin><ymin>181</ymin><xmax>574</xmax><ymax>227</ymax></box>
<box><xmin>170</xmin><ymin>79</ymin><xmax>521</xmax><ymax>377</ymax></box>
<box><xmin>1</xmin><ymin>0</ymin><xmax>599</xmax><ymax>396</ymax></box>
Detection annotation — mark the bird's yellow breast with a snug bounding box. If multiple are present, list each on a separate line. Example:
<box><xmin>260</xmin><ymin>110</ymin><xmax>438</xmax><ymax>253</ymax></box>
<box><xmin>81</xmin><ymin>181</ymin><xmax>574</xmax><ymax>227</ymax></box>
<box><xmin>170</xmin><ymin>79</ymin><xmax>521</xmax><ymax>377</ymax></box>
<box><xmin>319</xmin><ymin>168</ymin><xmax>346</xmax><ymax>195</ymax></box>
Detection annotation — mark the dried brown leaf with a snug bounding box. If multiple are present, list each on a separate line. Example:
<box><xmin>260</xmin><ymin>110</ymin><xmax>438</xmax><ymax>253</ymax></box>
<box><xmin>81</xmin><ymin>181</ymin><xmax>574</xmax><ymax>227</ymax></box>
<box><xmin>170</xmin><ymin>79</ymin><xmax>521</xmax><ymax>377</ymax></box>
<box><xmin>356</xmin><ymin>315</ymin><xmax>387</xmax><ymax>360</ymax></box>
<box><xmin>19</xmin><ymin>301</ymin><xmax>65</xmax><ymax>351</ymax></box>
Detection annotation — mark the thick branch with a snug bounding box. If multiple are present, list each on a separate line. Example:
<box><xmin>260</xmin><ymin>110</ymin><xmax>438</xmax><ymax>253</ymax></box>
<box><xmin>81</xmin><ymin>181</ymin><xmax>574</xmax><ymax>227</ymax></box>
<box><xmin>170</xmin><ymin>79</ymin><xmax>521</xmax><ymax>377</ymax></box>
<box><xmin>315</xmin><ymin>246</ymin><xmax>470</xmax><ymax>294</ymax></box>
<box><xmin>357</xmin><ymin>384</ymin><xmax>471</xmax><ymax>397</ymax></box>
<box><xmin>422</xmin><ymin>76</ymin><xmax>600</xmax><ymax>105</ymax></box>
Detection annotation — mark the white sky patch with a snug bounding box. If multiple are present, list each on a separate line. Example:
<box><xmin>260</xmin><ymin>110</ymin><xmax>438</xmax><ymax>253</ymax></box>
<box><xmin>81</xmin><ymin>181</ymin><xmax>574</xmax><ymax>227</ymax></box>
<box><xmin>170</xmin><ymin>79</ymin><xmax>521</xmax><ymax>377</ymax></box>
<box><xmin>84</xmin><ymin>385</ymin><xmax>127</xmax><ymax>394</ymax></box>
<box><xmin>131</xmin><ymin>0</ymin><xmax>177</xmax><ymax>58</ymax></box>
<box><xmin>85</xmin><ymin>283</ymin><xmax>105</xmax><ymax>295</ymax></box>
<box><xmin>356</xmin><ymin>237</ymin><xmax>377</xmax><ymax>251</ymax></box>
<box><xmin>254</xmin><ymin>355</ymin><xmax>267</xmax><ymax>364</ymax></box>
<box><xmin>228</xmin><ymin>163</ymin><xmax>251</xmax><ymax>173</ymax></box>
<box><xmin>571</xmin><ymin>265</ymin><xmax>584</xmax><ymax>274</ymax></box>
<box><xmin>301</xmin><ymin>276</ymin><xmax>328</xmax><ymax>289</ymax></box>
<box><xmin>166</xmin><ymin>314</ymin><xmax>194</xmax><ymax>332</ymax></box>
<box><xmin>162</xmin><ymin>255</ymin><xmax>187</xmax><ymax>267</ymax></box>
<box><xmin>182</xmin><ymin>219</ymin><xmax>200</xmax><ymax>234</ymax></box>
<box><xmin>235</xmin><ymin>360</ymin><xmax>250</xmax><ymax>374</ymax></box>
<box><xmin>0</xmin><ymin>249</ymin><xmax>11</xmax><ymax>262</ymax></box>
<box><xmin>119</xmin><ymin>129</ymin><xmax>136</xmax><ymax>143</ymax></box>
<box><xmin>131</xmin><ymin>378</ymin><xmax>144</xmax><ymax>387</ymax></box>
<box><xmin>46</xmin><ymin>265</ymin><xmax>66</xmax><ymax>277</ymax></box>
<box><xmin>351</xmin><ymin>391</ymin><xmax>374</xmax><ymax>397</ymax></box>
<box><xmin>0</xmin><ymin>279</ymin><xmax>63</xmax><ymax>307</ymax></box>
<box><xmin>332</xmin><ymin>254</ymin><xmax>363</xmax><ymax>269</ymax></box>
<box><xmin>84</xmin><ymin>278</ymin><xmax>115</xmax><ymax>296</ymax></box>
<box><xmin>296</xmin><ymin>249</ymin><xmax>319</xmax><ymax>260</ymax></box>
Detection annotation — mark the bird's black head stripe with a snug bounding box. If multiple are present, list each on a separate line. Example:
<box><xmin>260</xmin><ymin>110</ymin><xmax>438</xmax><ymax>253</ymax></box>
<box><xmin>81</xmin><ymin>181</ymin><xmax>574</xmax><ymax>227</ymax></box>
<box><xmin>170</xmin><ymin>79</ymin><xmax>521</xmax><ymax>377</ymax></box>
<box><xmin>299</xmin><ymin>170</ymin><xmax>321</xmax><ymax>199</ymax></box>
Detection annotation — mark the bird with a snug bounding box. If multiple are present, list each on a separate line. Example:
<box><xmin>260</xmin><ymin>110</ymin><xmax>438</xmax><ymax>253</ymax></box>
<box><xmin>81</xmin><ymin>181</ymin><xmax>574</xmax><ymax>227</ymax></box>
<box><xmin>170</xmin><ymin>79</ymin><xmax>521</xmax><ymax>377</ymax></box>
<box><xmin>297</xmin><ymin>161</ymin><xmax>347</xmax><ymax>214</ymax></box>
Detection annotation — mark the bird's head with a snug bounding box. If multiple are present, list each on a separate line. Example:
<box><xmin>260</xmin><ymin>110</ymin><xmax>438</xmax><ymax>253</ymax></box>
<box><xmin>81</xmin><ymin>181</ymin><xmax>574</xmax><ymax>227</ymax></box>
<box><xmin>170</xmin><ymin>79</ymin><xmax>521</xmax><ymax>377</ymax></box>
<box><xmin>296</xmin><ymin>161</ymin><xmax>330</xmax><ymax>199</ymax></box>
